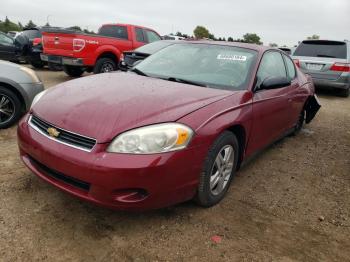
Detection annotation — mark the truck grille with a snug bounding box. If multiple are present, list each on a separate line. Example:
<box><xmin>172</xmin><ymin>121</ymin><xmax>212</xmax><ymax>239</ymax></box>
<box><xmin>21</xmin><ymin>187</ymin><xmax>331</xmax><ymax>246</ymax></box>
<box><xmin>29</xmin><ymin>155</ymin><xmax>90</xmax><ymax>192</ymax></box>
<box><xmin>29</xmin><ymin>114</ymin><xmax>96</xmax><ymax>152</ymax></box>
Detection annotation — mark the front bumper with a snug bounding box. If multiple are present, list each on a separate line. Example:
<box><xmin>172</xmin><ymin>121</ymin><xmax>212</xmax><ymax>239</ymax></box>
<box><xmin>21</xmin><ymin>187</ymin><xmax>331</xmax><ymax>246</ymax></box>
<box><xmin>40</xmin><ymin>54</ymin><xmax>84</xmax><ymax>66</ymax></box>
<box><xmin>17</xmin><ymin>115</ymin><xmax>205</xmax><ymax>211</ymax></box>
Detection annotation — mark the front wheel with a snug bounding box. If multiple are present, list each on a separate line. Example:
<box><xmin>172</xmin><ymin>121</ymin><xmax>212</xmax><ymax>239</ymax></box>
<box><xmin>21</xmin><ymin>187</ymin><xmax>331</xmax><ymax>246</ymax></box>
<box><xmin>63</xmin><ymin>65</ymin><xmax>85</xmax><ymax>77</ymax></box>
<box><xmin>0</xmin><ymin>86</ymin><xmax>22</xmax><ymax>129</ymax></box>
<box><xmin>195</xmin><ymin>131</ymin><xmax>239</xmax><ymax>207</ymax></box>
<box><xmin>93</xmin><ymin>58</ymin><xmax>117</xmax><ymax>74</ymax></box>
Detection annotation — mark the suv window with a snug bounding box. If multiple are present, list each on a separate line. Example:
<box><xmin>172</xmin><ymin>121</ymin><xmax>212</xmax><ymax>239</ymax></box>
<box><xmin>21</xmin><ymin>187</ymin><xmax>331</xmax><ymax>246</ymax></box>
<box><xmin>283</xmin><ymin>55</ymin><xmax>296</xmax><ymax>80</ymax></box>
<box><xmin>294</xmin><ymin>40</ymin><xmax>347</xmax><ymax>59</ymax></box>
<box><xmin>145</xmin><ymin>30</ymin><xmax>161</xmax><ymax>43</ymax></box>
<box><xmin>257</xmin><ymin>51</ymin><xmax>287</xmax><ymax>85</ymax></box>
<box><xmin>135</xmin><ymin>28</ymin><xmax>146</xmax><ymax>43</ymax></box>
<box><xmin>0</xmin><ymin>33</ymin><xmax>14</xmax><ymax>45</ymax></box>
<box><xmin>98</xmin><ymin>25</ymin><xmax>128</xmax><ymax>40</ymax></box>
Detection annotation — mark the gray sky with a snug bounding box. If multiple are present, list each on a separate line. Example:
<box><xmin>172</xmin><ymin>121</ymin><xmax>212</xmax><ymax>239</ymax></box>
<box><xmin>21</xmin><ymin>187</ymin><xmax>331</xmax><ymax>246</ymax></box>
<box><xmin>2</xmin><ymin>0</ymin><xmax>349</xmax><ymax>46</ymax></box>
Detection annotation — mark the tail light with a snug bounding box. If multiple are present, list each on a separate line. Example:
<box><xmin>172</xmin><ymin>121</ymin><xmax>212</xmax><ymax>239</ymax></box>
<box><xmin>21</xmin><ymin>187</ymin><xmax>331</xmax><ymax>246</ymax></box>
<box><xmin>330</xmin><ymin>63</ymin><xmax>350</xmax><ymax>72</ymax></box>
<box><xmin>293</xmin><ymin>59</ymin><xmax>300</xmax><ymax>68</ymax></box>
<box><xmin>32</xmin><ymin>38</ymin><xmax>41</xmax><ymax>46</ymax></box>
<box><xmin>73</xmin><ymin>38</ymin><xmax>85</xmax><ymax>52</ymax></box>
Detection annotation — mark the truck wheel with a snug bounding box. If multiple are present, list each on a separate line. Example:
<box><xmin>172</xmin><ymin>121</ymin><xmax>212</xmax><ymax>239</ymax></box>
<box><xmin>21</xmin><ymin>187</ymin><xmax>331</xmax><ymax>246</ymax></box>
<box><xmin>93</xmin><ymin>58</ymin><xmax>117</xmax><ymax>74</ymax></box>
<box><xmin>63</xmin><ymin>66</ymin><xmax>85</xmax><ymax>77</ymax></box>
<box><xmin>338</xmin><ymin>88</ymin><xmax>349</xmax><ymax>98</ymax></box>
<box><xmin>0</xmin><ymin>86</ymin><xmax>22</xmax><ymax>129</ymax></box>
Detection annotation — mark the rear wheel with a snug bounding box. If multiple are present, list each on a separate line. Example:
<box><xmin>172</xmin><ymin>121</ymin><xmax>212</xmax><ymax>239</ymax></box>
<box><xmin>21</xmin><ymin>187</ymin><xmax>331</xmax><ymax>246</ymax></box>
<box><xmin>0</xmin><ymin>86</ymin><xmax>22</xmax><ymax>129</ymax></box>
<box><xmin>338</xmin><ymin>88</ymin><xmax>349</xmax><ymax>98</ymax></box>
<box><xmin>93</xmin><ymin>58</ymin><xmax>117</xmax><ymax>74</ymax></box>
<box><xmin>30</xmin><ymin>60</ymin><xmax>44</xmax><ymax>69</ymax></box>
<box><xmin>63</xmin><ymin>65</ymin><xmax>85</xmax><ymax>77</ymax></box>
<box><xmin>195</xmin><ymin>131</ymin><xmax>239</xmax><ymax>207</ymax></box>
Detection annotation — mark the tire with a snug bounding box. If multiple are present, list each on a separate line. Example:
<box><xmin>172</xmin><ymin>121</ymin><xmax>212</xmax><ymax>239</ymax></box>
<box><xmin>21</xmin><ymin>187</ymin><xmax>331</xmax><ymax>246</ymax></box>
<box><xmin>63</xmin><ymin>65</ymin><xmax>84</xmax><ymax>77</ymax></box>
<box><xmin>0</xmin><ymin>86</ymin><xmax>22</xmax><ymax>129</ymax></box>
<box><xmin>338</xmin><ymin>88</ymin><xmax>349</xmax><ymax>98</ymax></box>
<box><xmin>30</xmin><ymin>60</ymin><xmax>44</xmax><ymax>69</ymax></box>
<box><xmin>291</xmin><ymin>109</ymin><xmax>305</xmax><ymax>136</ymax></box>
<box><xmin>195</xmin><ymin>131</ymin><xmax>239</xmax><ymax>207</ymax></box>
<box><xmin>93</xmin><ymin>58</ymin><xmax>117</xmax><ymax>74</ymax></box>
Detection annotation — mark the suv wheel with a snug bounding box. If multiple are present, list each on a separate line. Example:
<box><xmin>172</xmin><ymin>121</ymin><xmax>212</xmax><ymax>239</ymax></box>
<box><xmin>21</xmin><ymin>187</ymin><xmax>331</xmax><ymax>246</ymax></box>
<box><xmin>63</xmin><ymin>66</ymin><xmax>85</xmax><ymax>77</ymax></box>
<box><xmin>338</xmin><ymin>88</ymin><xmax>349</xmax><ymax>98</ymax></box>
<box><xmin>93</xmin><ymin>58</ymin><xmax>117</xmax><ymax>74</ymax></box>
<box><xmin>195</xmin><ymin>131</ymin><xmax>239</xmax><ymax>207</ymax></box>
<box><xmin>0</xmin><ymin>86</ymin><xmax>22</xmax><ymax>129</ymax></box>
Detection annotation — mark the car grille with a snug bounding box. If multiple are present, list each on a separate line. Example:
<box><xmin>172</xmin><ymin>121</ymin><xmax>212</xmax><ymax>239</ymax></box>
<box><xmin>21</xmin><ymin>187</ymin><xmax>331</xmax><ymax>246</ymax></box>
<box><xmin>29</xmin><ymin>155</ymin><xmax>91</xmax><ymax>192</ymax></box>
<box><xmin>29</xmin><ymin>114</ymin><xmax>96</xmax><ymax>152</ymax></box>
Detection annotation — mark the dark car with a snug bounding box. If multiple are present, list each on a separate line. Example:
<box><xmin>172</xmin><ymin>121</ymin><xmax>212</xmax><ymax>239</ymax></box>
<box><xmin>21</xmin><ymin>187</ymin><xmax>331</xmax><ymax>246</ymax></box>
<box><xmin>119</xmin><ymin>40</ymin><xmax>175</xmax><ymax>71</ymax></box>
<box><xmin>21</xmin><ymin>27</ymin><xmax>46</xmax><ymax>68</ymax></box>
<box><xmin>18</xmin><ymin>41</ymin><xmax>320</xmax><ymax>211</ymax></box>
<box><xmin>0</xmin><ymin>31</ymin><xmax>22</xmax><ymax>62</ymax></box>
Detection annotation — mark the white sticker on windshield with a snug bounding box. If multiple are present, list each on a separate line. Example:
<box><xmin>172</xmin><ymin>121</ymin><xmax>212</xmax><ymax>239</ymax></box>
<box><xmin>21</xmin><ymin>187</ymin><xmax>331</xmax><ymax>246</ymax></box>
<box><xmin>217</xmin><ymin>54</ymin><xmax>247</xmax><ymax>61</ymax></box>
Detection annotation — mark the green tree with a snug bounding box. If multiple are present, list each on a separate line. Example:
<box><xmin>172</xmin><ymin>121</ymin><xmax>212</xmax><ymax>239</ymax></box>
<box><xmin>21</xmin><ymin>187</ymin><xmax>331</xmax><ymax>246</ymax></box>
<box><xmin>68</xmin><ymin>26</ymin><xmax>82</xmax><ymax>31</ymax></box>
<box><xmin>0</xmin><ymin>16</ymin><xmax>21</xmax><ymax>33</ymax></box>
<box><xmin>193</xmin><ymin>26</ymin><xmax>210</xmax><ymax>39</ymax></box>
<box><xmin>18</xmin><ymin>22</ymin><xmax>23</xmax><ymax>30</ymax></box>
<box><xmin>269</xmin><ymin>43</ymin><xmax>278</xmax><ymax>47</ymax></box>
<box><xmin>227</xmin><ymin>37</ymin><xmax>234</xmax><ymax>42</ymax></box>
<box><xmin>307</xmin><ymin>34</ymin><xmax>320</xmax><ymax>40</ymax></box>
<box><xmin>24</xmin><ymin>20</ymin><xmax>37</xmax><ymax>28</ymax></box>
<box><xmin>242</xmin><ymin>33</ymin><xmax>262</xmax><ymax>45</ymax></box>
<box><xmin>208</xmin><ymin>33</ymin><xmax>216</xmax><ymax>40</ymax></box>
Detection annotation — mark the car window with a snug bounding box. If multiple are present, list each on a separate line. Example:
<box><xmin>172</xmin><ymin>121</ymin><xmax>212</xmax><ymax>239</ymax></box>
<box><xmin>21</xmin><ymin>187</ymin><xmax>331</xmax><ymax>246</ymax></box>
<box><xmin>135</xmin><ymin>28</ymin><xmax>146</xmax><ymax>43</ymax></box>
<box><xmin>21</xmin><ymin>30</ymin><xmax>41</xmax><ymax>39</ymax></box>
<box><xmin>98</xmin><ymin>25</ymin><xmax>128</xmax><ymax>40</ymax></box>
<box><xmin>145</xmin><ymin>30</ymin><xmax>161</xmax><ymax>43</ymax></box>
<box><xmin>283</xmin><ymin>55</ymin><xmax>296</xmax><ymax>80</ymax></box>
<box><xmin>294</xmin><ymin>40</ymin><xmax>347</xmax><ymax>59</ymax></box>
<box><xmin>0</xmin><ymin>33</ymin><xmax>13</xmax><ymax>45</ymax></box>
<box><xmin>257</xmin><ymin>51</ymin><xmax>287</xmax><ymax>85</ymax></box>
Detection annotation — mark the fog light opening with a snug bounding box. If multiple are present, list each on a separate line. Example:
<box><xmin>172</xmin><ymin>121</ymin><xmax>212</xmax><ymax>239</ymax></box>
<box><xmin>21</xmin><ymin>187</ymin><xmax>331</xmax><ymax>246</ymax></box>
<box><xmin>113</xmin><ymin>189</ymin><xmax>148</xmax><ymax>203</ymax></box>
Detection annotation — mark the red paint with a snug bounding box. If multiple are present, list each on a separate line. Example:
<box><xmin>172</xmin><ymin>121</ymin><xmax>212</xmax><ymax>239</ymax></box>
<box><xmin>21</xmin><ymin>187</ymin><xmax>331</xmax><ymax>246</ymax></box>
<box><xmin>17</xmin><ymin>42</ymin><xmax>316</xmax><ymax>211</ymax></box>
<box><xmin>42</xmin><ymin>24</ymin><xmax>161</xmax><ymax>67</ymax></box>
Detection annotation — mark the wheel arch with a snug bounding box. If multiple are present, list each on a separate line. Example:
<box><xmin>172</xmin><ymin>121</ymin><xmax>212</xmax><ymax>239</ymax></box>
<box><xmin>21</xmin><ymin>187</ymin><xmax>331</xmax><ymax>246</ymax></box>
<box><xmin>226</xmin><ymin>124</ymin><xmax>246</xmax><ymax>170</ymax></box>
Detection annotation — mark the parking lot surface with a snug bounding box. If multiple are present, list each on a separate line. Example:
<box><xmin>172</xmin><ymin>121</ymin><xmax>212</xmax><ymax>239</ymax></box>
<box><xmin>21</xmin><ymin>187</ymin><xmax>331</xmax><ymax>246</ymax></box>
<box><xmin>0</xmin><ymin>67</ymin><xmax>349</xmax><ymax>261</ymax></box>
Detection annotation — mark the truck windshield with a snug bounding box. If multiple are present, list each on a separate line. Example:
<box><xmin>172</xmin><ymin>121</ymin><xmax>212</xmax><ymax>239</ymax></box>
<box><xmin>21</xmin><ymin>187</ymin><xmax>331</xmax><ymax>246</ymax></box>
<box><xmin>135</xmin><ymin>43</ymin><xmax>257</xmax><ymax>90</ymax></box>
<box><xmin>294</xmin><ymin>40</ymin><xmax>347</xmax><ymax>59</ymax></box>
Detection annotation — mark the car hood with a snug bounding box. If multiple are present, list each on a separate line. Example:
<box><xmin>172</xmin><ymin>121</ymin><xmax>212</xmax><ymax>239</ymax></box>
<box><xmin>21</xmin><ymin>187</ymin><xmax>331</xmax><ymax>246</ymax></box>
<box><xmin>32</xmin><ymin>72</ymin><xmax>233</xmax><ymax>143</ymax></box>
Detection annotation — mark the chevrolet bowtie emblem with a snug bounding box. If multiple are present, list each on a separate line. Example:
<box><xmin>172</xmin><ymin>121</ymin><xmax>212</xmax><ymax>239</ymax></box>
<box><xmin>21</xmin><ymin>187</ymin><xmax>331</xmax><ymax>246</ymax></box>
<box><xmin>47</xmin><ymin>127</ymin><xmax>60</xmax><ymax>138</ymax></box>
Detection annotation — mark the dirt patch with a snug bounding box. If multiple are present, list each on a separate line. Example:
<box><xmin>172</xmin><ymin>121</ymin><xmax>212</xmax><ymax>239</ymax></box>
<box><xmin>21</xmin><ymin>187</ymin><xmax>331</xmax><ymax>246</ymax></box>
<box><xmin>0</xmin><ymin>67</ymin><xmax>349</xmax><ymax>261</ymax></box>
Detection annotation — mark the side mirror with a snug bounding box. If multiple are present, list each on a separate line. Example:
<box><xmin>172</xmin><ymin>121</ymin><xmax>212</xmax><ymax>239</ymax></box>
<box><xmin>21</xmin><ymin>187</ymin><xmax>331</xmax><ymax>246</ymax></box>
<box><xmin>260</xmin><ymin>76</ymin><xmax>291</xmax><ymax>90</ymax></box>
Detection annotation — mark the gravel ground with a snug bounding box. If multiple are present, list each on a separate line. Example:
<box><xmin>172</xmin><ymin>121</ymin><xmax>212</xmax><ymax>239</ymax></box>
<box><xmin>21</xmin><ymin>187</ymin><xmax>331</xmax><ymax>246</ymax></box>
<box><xmin>0</xmin><ymin>66</ymin><xmax>349</xmax><ymax>261</ymax></box>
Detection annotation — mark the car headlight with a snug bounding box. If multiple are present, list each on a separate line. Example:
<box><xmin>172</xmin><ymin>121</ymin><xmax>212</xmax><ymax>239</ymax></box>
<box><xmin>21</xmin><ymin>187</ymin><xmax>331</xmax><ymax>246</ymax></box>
<box><xmin>107</xmin><ymin>123</ymin><xmax>194</xmax><ymax>154</ymax></box>
<box><xmin>30</xmin><ymin>89</ymin><xmax>48</xmax><ymax>109</ymax></box>
<box><xmin>20</xmin><ymin>66</ymin><xmax>41</xmax><ymax>83</ymax></box>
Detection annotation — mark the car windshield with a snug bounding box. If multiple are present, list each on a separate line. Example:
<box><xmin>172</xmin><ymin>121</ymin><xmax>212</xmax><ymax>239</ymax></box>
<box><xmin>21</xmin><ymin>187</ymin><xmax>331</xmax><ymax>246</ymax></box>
<box><xmin>294</xmin><ymin>40</ymin><xmax>347</xmax><ymax>59</ymax></box>
<box><xmin>135</xmin><ymin>43</ymin><xmax>258</xmax><ymax>90</ymax></box>
<box><xmin>135</xmin><ymin>41</ymin><xmax>174</xmax><ymax>55</ymax></box>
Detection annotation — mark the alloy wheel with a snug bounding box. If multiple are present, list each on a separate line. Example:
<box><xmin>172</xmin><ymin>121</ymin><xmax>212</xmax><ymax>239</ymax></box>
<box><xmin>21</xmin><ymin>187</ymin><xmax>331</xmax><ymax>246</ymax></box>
<box><xmin>210</xmin><ymin>145</ymin><xmax>235</xmax><ymax>195</ymax></box>
<box><xmin>0</xmin><ymin>94</ymin><xmax>15</xmax><ymax>125</ymax></box>
<box><xmin>101</xmin><ymin>62</ymin><xmax>115</xmax><ymax>73</ymax></box>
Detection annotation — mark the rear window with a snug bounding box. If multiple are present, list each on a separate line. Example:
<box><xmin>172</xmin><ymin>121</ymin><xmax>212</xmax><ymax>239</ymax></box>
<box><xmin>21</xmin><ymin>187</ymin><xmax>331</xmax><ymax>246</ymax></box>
<box><xmin>98</xmin><ymin>25</ymin><xmax>128</xmax><ymax>40</ymax></box>
<box><xmin>22</xmin><ymin>29</ymin><xmax>41</xmax><ymax>39</ymax></box>
<box><xmin>294</xmin><ymin>40</ymin><xmax>347</xmax><ymax>59</ymax></box>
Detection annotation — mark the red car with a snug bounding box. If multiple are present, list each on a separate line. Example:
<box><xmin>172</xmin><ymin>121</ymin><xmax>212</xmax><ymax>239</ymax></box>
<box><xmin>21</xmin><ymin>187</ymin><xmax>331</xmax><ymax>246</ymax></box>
<box><xmin>41</xmin><ymin>24</ymin><xmax>162</xmax><ymax>76</ymax></box>
<box><xmin>17</xmin><ymin>41</ymin><xmax>320</xmax><ymax>211</ymax></box>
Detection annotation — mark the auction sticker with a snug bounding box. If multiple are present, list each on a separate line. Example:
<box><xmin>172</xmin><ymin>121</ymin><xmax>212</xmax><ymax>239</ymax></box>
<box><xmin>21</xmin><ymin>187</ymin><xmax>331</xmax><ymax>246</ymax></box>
<box><xmin>217</xmin><ymin>54</ymin><xmax>247</xmax><ymax>61</ymax></box>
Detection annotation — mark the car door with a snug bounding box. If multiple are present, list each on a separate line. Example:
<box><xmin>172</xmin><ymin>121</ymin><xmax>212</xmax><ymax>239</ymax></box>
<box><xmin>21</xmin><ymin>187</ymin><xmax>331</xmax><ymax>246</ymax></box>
<box><xmin>0</xmin><ymin>33</ymin><xmax>16</xmax><ymax>61</ymax></box>
<box><xmin>248</xmin><ymin>51</ymin><xmax>294</xmax><ymax>153</ymax></box>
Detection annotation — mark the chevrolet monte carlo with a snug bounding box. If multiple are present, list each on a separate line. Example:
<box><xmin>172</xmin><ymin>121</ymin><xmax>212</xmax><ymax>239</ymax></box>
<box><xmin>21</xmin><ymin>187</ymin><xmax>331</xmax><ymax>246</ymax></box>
<box><xmin>17</xmin><ymin>41</ymin><xmax>320</xmax><ymax>211</ymax></box>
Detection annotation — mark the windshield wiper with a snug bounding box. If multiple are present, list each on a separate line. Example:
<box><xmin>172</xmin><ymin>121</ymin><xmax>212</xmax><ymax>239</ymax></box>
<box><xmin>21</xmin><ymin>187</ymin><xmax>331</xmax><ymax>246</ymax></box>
<box><xmin>167</xmin><ymin>77</ymin><xmax>208</xmax><ymax>87</ymax></box>
<box><xmin>131</xmin><ymin>68</ymin><xmax>148</xmax><ymax>77</ymax></box>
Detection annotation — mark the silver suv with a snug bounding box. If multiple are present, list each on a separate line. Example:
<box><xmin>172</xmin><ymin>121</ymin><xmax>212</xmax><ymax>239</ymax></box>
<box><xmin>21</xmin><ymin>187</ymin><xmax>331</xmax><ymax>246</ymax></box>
<box><xmin>292</xmin><ymin>40</ymin><xmax>350</xmax><ymax>97</ymax></box>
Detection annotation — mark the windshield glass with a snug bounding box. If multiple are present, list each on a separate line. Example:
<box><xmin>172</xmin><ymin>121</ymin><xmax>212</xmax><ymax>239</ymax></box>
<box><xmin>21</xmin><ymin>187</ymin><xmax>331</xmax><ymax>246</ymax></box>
<box><xmin>135</xmin><ymin>43</ymin><xmax>257</xmax><ymax>90</ymax></box>
<box><xmin>135</xmin><ymin>41</ymin><xmax>174</xmax><ymax>55</ymax></box>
